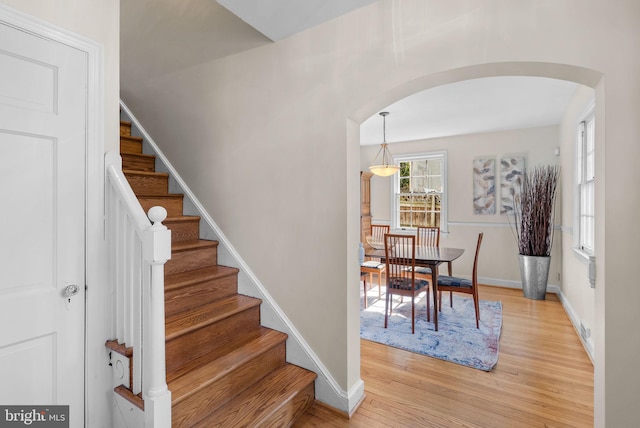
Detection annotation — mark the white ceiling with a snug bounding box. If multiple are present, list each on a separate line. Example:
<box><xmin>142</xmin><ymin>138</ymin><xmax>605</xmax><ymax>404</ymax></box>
<box><xmin>360</xmin><ymin>76</ymin><xmax>579</xmax><ymax>146</ymax></box>
<box><xmin>216</xmin><ymin>0</ymin><xmax>378</xmax><ymax>41</ymax></box>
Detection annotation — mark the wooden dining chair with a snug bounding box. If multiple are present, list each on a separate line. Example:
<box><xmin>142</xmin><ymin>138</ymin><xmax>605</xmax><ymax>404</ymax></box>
<box><xmin>360</xmin><ymin>260</ymin><xmax>384</xmax><ymax>308</ymax></box>
<box><xmin>416</xmin><ymin>226</ymin><xmax>451</xmax><ymax>274</ymax></box>
<box><xmin>414</xmin><ymin>226</ymin><xmax>454</xmax><ymax>307</ymax></box>
<box><xmin>417</xmin><ymin>226</ymin><xmax>440</xmax><ymax>247</ymax></box>
<box><xmin>412</xmin><ymin>227</ymin><xmax>440</xmax><ymax>277</ymax></box>
<box><xmin>361</xmin><ymin>226</ymin><xmax>395</xmax><ymax>304</ymax></box>
<box><xmin>360</xmin><ymin>241</ymin><xmax>384</xmax><ymax>308</ymax></box>
<box><xmin>371</xmin><ymin>224</ymin><xmax>390</xmax><ymax>242</ymax></box>
<box><xmin>406</xmin><ymin>227</ymin><xmax>445</xmax><ymax>297</ymax></box>
<box><xmin>436</xmin><ymin>232</ymin><xmax>483</xmax><ymax>328</ymax></box>
<box><xmin>383</xmin><ymin>234</ymin><xmax>431</xmax><ymax>333</ymax></box>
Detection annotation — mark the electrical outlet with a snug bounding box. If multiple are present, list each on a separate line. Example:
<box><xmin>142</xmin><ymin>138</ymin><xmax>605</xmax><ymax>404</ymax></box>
<box><xmin>580</xmin><ymin>322</ymin><xmax>591</xmax><ymax>340</ymax></box>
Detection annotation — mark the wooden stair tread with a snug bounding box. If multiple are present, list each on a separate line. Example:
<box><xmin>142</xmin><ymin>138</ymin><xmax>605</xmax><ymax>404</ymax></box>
<box><xmin>165</xmin><ymin>294</ymin><xmax>261</xmax><ymax>340</ymax></box>
<box><xmin>121</xmin><ymin>152</ymin><xmax>154</xmax><ymax>159</ymax></box>
<box><xmin>164</xmin><ymin>215</ymin><xmax>201</xmax><ymax>223</ymax></box>
<box><xmin>105</xmin><ymin>340</ymin><xmax>133</xmax><ymax>357</ymax></box>
<box><xmin>121</xmin><ymin>153</ymin><xmax>156</xmax><ymax>172</ymax></box>
<box><xmin>121</xmin><ymin>134</ymin><xmax>143</xmax><ymax>143</ymax></box>
<box><xmin>171</xmin><ymin>239</ymin><xmax>218</xmax><ymax>252</ymax></box>
<box><xmin>169</xmin><ymin>328</ymin><xmax>287</xmax><ymax>401</ymax></box>
<box><xmin>123</xmin><ymin>169</ymin><xmax>169</xmax><ymax>178</ymax></box>
<box><xmin>138</xmin><ymin>193</ymin><xmax>183</xmax><ymax>199</ymax></box>
<box><xmin>193</xmin><ymin>364</ymin><xmax>317</xmax><ymax>427</ymax></box>
<box><xmin>165</xmin><ymin>265</ymin><xmax>239</xmax><ymax>292</ymax></box>
<box><xmin>114</xmin><ymin>385</ymin><xmax>144</xmax><ymax>410</ymax></box>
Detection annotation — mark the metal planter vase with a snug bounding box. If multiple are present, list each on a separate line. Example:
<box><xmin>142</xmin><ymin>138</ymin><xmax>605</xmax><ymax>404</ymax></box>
<box><xmin>519</xmin><ymin>255</ymin><xmax>551</xmax><ymax>300</ymax></box>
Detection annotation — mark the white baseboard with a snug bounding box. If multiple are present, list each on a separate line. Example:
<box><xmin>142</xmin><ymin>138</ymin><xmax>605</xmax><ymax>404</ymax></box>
<box><xmin>479</xmin><ymin>276</ymin><xmax>594</xmax><ymax>363</ymax></box>
<box><xmin>554</xmin><ymin>290</ymin><xmax>595</xmax><ymax>363</ymax></box>
<box><xmin>478</xmin><ymin>276</ymin><xmax>560</xmax><ymax>294</ymax></box>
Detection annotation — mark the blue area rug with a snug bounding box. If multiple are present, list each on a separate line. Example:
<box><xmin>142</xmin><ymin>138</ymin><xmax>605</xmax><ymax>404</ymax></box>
<box><xmin>360</xmin><ymin>285</ymin><xmax>502</xmax><ymax>371</ymax></box>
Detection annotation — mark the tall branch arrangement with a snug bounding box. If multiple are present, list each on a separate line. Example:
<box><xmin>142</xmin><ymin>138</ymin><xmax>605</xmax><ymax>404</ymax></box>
<box><xmin>511</xmin><ymin>165</ymin><xmax>560</xmax><ymax>256</ymax></box>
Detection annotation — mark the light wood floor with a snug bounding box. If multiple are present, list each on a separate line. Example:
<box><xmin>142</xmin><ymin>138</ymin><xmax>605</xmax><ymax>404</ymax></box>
<box><xmin>295</xmin><ymin>285</ymin><xmax>594</xmax><ymax>427</ymax></box>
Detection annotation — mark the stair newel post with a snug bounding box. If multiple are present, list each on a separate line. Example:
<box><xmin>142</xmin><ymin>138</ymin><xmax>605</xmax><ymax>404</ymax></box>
<box><xmin>143</xmin><ymin>206</ymin><xmax>172</xmax><ymax>428</ymax></box>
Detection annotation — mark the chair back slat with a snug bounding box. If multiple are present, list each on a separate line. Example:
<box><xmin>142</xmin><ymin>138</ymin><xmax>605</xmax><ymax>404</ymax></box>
<box><xmin>384</xmin><ymin>234</ymin><xmax>418</xmax><ymax>292</ymax></box>
<box><xmin>416</xmin><ymin>226</ymin><xmax>440</xmax><ymax>247</ymax></box>
<box><xmin>371</xmin><ymin>225</ymin><xmax>390</xmax><ymax>242</ymax></box>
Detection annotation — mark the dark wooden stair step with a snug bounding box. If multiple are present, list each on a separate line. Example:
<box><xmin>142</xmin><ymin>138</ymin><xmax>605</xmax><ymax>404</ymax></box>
<box><xmin>166</xmin><ymin>294</ymin><xmax>260</xmax><ymax>340</ymax></box>
<box><xmin>165</xmin><ymin>294</ymin><xmax>262</xmax><ymax>373</ymax></box>
<box><xmin>124</xmin><ymin>169</ymin><xmax>169</xmax><ymax>196</ymax></box>
<box><xmin>170</xmin><ymin>328</ymin><xmax>288</xmax><ymax>427</ymax></box>
<box><xmin>165</xmin><ymin>239</ymin><xmax>218</xmax><ymax>275</ymax></box>
<box><xmin>105</xmin><ymin>340</ymin><xmax>133</xmax><ymax>358</ymax></box>
<box><xmin>168</xmin><ymin>327</ymin><xmax>283</xmax><ymax>388</ymax></box>
<box><xmin>193</xmin><ymin>363</ymin><xmax>317</xmax><ymax>428</ymax></box>
<box><xmin>120</xmin><ymin>120</ymin><xmax>132</xmax><ymax>136</ymax></box>
<box><xmin>138</xmin><ymin>194</ymin><xmax>184</xmax><ymax>217</ymax></box>
<box><xmin>165</xmin><ymin>265</ymin><xmax>239</xmax><ymax>317</ymax></box>
<box><xmin>121</xmin><ymin>152</ymin><xmax>156</xmax><ymax>172</ymax></box>
<box><xmin>121</xmin><ymin>134</ymin><xmax>143</xmax><ymax>154</ymax></box>
<box><xmin>163</xmin><ymin>215</ymin><xmax>201</xmax><ymax>243</ymax></box>
<box><xmin>114</xmin><ymin>385</ymin><xmax>144</xmax><ymax>411</ymax></box>
<box><xmin>165</xmin><ymin>265</ymin><xmax>238</xmax><ymax>293</ymax></box>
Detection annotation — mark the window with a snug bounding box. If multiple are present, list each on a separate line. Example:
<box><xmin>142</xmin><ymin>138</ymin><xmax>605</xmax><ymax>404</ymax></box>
<box><xmin>576</xmin><ymin>102</ymin><xmax>595</xmax><ymax>254</ymax></box>
<box><xmin>392</xmin><ymin>152</ymin><xmax>447</xmax><ymax>232</ymax></box>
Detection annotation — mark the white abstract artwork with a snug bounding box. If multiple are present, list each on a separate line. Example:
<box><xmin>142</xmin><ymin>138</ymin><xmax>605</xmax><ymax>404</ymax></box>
<box><xmin>500</xmin><ymin>156</ymin><xmax>525</xmax><ymax>214</ymax></box>
<box><xmin>473</xmin><ymin>158</ymin><xmax>496</xmax><ymax>215</ymax></box>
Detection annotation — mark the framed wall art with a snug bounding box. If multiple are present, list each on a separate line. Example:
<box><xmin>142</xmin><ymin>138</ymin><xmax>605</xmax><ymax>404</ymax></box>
<box><xmin>473</xmin><ymin>157</ymin><xmax>496</xmax><ymax>215</ymax></box>
<box><xmin>500</xmin><ymin>155</ymin><xmax>525</xmax><ymax>214</ymax></box>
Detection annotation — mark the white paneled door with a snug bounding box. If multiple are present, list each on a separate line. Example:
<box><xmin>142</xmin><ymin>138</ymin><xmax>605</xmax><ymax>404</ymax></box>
<box><xmin>0</xmin><ymin>20</ymin><xmax>87</xmax><ymax>426</ymax></box>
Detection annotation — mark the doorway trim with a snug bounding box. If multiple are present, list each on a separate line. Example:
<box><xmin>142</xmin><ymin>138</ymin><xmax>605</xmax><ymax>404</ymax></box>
<box><xmin>0</xmin><ymin>4</ymin><xmax>106</xmax><ymax>426</ymax></box>
<box><xmin>348</xmin><ymin>60</ymin><xmax>604</xmax><ymax>424</ymax></box>
<box><xmin>351</xmin><ymin>62</ymin><xmax>602</xmax><ymax>124</ymax></box>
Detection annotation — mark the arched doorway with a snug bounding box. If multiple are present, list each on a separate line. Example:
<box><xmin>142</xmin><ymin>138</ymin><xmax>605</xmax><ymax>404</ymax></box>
<box><xmin>347</xmin><ymin>61</ymin><xmax>603</xmax><ymax>422</ymax></box>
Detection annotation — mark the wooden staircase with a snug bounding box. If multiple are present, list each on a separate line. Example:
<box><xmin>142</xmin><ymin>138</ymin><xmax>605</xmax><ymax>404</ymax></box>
<box><xmin>108</xmin><ymin>120</ymin><xmax>317</xmax><ymax>427</ymax></box>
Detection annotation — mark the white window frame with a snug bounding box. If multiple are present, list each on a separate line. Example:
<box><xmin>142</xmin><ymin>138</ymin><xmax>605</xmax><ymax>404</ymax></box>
<box><xmin>391</xmin><ymin>151</ymin><xmax>448</xmax><ymax>233</ymax></box>
<box><xmin>575</xmin><ymin>100</ymin><xmax>595</xmax><ymax>256</ymax></box>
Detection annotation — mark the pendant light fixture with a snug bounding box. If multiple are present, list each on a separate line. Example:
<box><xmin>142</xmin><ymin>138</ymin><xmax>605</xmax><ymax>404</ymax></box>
<box><xmin>369</xmin><ymin>111</ymin><xmax>400</xmax><ymax>177</ymax></box>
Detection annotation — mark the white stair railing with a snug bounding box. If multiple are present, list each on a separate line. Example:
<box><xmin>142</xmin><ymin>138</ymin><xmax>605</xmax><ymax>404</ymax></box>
<box><xmin>105</xmin><ymin>152</ymin><xmax>172</xmax><ymax>427</ymax></box>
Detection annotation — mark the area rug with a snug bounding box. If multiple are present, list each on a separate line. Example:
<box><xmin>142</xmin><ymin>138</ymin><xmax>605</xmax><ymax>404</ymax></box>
<box><xmin>360</xmin><ymin>286</ymin><xmax>502</xmax><ymax>371</ymax></box>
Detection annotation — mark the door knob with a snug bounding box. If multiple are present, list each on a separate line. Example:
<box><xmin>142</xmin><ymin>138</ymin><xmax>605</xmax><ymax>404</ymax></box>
<box><xmin>63</xmin><ymin>284</ymin><xmax>80</xmax><ymax>299</ymax></box>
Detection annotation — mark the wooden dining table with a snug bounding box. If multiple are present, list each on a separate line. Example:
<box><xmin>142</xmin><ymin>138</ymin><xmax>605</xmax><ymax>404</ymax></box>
<box><xmin>364</xmin><ymin>245</ymin><xmax>465</xmax><ymax>331</ymax></box>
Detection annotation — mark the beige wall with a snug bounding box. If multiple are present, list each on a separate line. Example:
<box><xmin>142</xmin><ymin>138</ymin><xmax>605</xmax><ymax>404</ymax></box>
<box><xmin>362</xmin><ymin>125</ymin><xmax>562</xmax><ymax>286</ymax></box>
<box><xmin>559</xmin><ymin>86</ymin><xmax>597</xmax><ymax>357</ymax></box>
<box><xmin>120</xmin><ymin>0</ymin><xmax>640</xmax><ymax>424</ymax></box>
